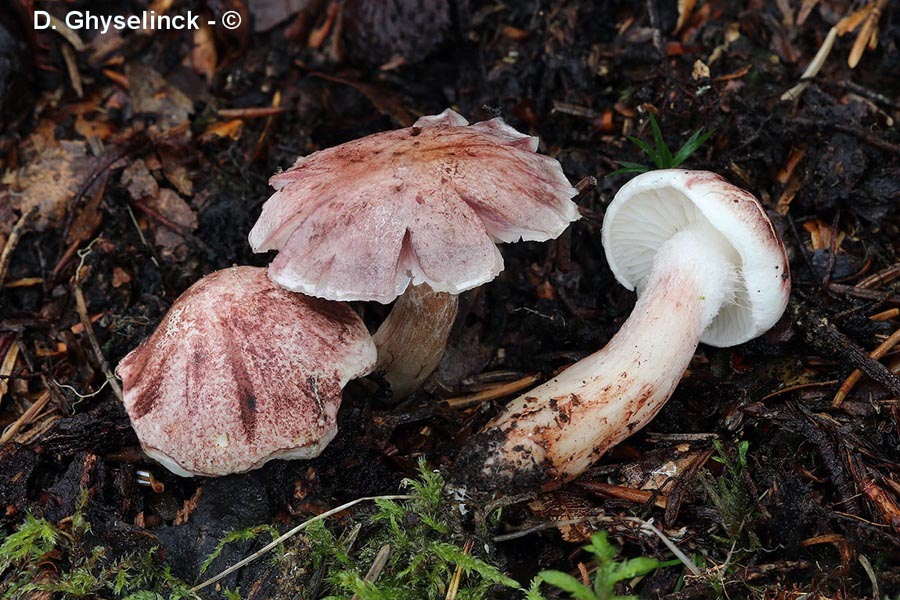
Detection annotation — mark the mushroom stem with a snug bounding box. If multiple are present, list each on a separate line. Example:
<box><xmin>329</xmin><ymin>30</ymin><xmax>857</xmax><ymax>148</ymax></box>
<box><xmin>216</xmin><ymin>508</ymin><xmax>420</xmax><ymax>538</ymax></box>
<box><xmin>475</xmin><ymin>227</ymin><xmax>737</xmax><ymax>486</ymax></box>
<box><xmin>373</xmin><ymin>283</ymin><xmax>459</xmax><ymax>400</ymax></box>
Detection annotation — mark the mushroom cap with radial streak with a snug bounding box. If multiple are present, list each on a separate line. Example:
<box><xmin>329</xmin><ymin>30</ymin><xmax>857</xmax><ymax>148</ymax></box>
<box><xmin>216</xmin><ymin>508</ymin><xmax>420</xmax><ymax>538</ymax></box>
<box><xmin>115</xmin><ymin>266</ymin><xmax>376</xmax><ymax>477</ymax></box>
<box><xmin>248</xmin><ymin>109</ymin><xmax>580</xmax><ymax>304</ymax></box>
<box><xmin>602</xmin><ymin>169</ymin><xmax>791</xmax><ymax>348</ymax></box>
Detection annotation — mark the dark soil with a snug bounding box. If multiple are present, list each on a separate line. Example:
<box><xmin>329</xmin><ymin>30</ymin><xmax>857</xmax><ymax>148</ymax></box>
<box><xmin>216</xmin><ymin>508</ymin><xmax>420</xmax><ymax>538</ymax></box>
<box><xmin>1</xmin><ymin>0</ymin><xmax>899</xmax><ymax>598</ymax></box>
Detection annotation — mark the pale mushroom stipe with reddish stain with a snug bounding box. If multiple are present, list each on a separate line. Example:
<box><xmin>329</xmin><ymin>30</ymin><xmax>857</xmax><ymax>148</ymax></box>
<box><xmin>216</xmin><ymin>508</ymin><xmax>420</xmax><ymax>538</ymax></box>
<box><xmin>248</xmin><ymin>109</ymin><xmax>580</xmax><ymax>400</ymax></box>
<box><xmin>116</xmin><ymin>267</ymin><xmax>376</xmax><ymax>477</ymax></box>
<box><xmin>462</xmin><ymin>170</ymin><xmax>791</xmax><ymax>489</ymax></box>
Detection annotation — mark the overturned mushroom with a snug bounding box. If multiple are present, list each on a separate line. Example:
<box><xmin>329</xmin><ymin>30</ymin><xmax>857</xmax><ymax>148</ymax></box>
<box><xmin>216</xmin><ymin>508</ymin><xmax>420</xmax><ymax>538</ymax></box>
<box><xmin>465</xmin><ymin>170</ymin><xmax>790</xmax><ymax>488</ymax></box>
<box><xmin>249</xmin><ymin>109</ymin><xmax>579</xmax><ymax>399</ymax></box>
<box><xmin>116</xmin><ymin>266</ymin><xmax>376</xmax><ymax>477</ymax></box>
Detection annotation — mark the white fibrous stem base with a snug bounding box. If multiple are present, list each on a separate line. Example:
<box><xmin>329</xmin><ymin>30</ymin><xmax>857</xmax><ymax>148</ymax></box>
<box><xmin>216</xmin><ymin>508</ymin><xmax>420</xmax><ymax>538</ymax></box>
<box><xmin>479</xmin><ymin>228</ymin><xmax>736</xmax><ymax>484</ymax></box>
<box><xmin>373</xmin><ymin>284</ymin><xmax>459</xmax><ymax>401</ymax></box>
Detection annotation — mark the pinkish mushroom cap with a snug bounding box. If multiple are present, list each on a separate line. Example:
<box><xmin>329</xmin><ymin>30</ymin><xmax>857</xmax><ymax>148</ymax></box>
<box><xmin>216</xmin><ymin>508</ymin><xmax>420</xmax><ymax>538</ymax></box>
<box><xmin>115</xmin><ymin>266</ymin><xmax>376</xmax><ymax>477</ymax></box>
<box><xmin>248</xmin><ymin>109</ymin><xmax>580</xmax><ymax>303</ymax></box>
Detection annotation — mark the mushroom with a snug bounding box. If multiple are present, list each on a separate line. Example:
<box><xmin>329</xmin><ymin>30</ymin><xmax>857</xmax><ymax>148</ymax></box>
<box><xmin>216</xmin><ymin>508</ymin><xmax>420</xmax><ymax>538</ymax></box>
<box><xmin>115</xmin><ymin>266</ymin><xmax>376</xmax><ymax>477</ymax></box>
<box><xmin>465</xmin><ymin>170</ymin><xmax>790</xmax><ymax>488</ymax></box>
<box><xmin>248</xmin><ymin>109</ymin><xmax>579</xmax><ymax>399</ymax></box>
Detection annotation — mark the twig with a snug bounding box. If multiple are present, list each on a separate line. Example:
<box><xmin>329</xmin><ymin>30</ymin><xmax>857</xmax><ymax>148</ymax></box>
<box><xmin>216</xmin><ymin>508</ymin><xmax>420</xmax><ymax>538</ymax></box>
<box><xmin>578</xmin><ymin>480</ymin><xmax>668</xmax><ymax>509</ymax></box>
<box><xmin>191</xmin><ymin>495</ymin><xmax>413</xmax><ymax>593</ymax></box>
<box><xmin>0</xmin><ymin>208</ymin><xmax>37</xmax><ymax>289</ymax></box>
<box><xmin>833</xmin><ymin>326</ymin><xmax>900</xmax><ymax>406</ymax></box>
<box><xmin>443</xmin><ymin>374</ymin><xmax>540</xmax><ymax>409</ymax></box>
<box><xmin>73</xmin><ymin>255</ymin><xmax>124</xmax><ymax>403</ymax></box>
<box><xmin>793</xmin><ymin>117</ymin><xmax>900</xmax><ymax>155</ymax></box>
<box><xmin>800</xmin><ymin>311</ymin><xmax>900</xmax><ymax>398</ymax></box>
<box><xmin>828</xmin><ymin>283</ymin><xmax>900</xmax><ymax>305</ymax></box>
<box><xmin>857</xmin><ymin>263</ymin><xmax>900</xmax><ymax>289</ymax></box>
<box><xmin>834</xmin><ymin>80</ymin><xmax>900</xmax><ymax>111</ymax></box>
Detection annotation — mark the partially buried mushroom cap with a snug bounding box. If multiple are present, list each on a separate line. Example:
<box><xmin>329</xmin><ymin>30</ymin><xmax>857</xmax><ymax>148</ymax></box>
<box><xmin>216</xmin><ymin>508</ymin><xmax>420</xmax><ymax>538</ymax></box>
<box><xmin>115</xmin><ymin>266</ymin><xmax>376</xmax><ymax>477</ymax></box>
<box><xmin>248</xmin><ymin>108</ymin><xmax>580</xmax><ymax>303</ymax></box>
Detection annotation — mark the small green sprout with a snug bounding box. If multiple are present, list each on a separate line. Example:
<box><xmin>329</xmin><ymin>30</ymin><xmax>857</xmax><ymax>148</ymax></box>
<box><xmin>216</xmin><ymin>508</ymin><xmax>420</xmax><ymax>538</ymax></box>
<box><xmin>615</xmin><ymin>113</ymin><xmax>714</xmax><ymax>174</ymax></box>
<box><xmin>525</xmin><ymin>531</ymin><xmax>678</xmax><ymax>600</ymax></box>
<box><xmin>701</xmin><ymin>439</ymin><xmax>760</xmax><ymax>550</ymax></box>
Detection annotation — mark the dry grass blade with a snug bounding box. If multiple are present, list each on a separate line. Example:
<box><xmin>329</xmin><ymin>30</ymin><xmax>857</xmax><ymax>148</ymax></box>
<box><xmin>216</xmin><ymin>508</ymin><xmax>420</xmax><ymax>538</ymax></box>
<box><xmin>781</xmin><ymin>26</ymin><xmax>837</xmax><ymax>101</ymax></box>
<box><xmin>191</xmin><ymin>495</ymin><xmax>413</xmax><ymax>593</ymax></box>
<box><xmin>61</xmin><ymin>44</ymin><xmax>83</xmax><ymax>98</ymax></box>
<box><xmin>0</xmin><ymin>340</ymin><xmax>20</xmax><ymax>404</ymax></box>
<box><xmin>217</xmin><ymin>106</ymin><xmax>287</xmax><ymax>118</ymax></box>
<box><xmin>0</xmin><ymin>391</ymin><xmax>51</xmax><ymax>446</ymax></box>
<box><xmin>73</xmin><ymin>282</ymin><xmax>124</xmax><ymax>403</ymax></box>
<box><xmin>0</xmin><ymin>208</ymin><xmax>37</xmax><ymax>290</ymax></box>
<box><xmin>444</xmin><ymin>539</ymin><xmax>473</xmax><ymax>600</ymax></box>
<box><xmin>858</xmin><ymin>554</ymin><xmax>879</xmax><ymax>598</ymax></box>
<box><xmin>833</xmin><ymin>327</ymin><xmax>900</xmax><ymax>406</ymax></box>
<box><xmin>48</xmin><ymin>14</ymin><xmax>86</xmax><ymax>50</ymax></box>
<box><xmin>351</xmin><ymin>544</ymin><xmax>392</xmax><ymax>600</ymax></box>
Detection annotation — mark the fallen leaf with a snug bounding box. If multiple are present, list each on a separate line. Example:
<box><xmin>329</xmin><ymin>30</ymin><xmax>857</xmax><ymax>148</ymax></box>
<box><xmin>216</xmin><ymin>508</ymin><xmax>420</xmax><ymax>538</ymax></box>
<box><xmin>67</xmin><ymin>173</ymin><xmax>108</xmax><ymax>245</ymax></box>
<box><xmin>529</xmin><ymin>491</ymin><xmax>597</xmax><ymax>542</ymax></box>
<box><xmin>75</xmin><ymin>114</ymin><xmax>115</xmax><ymax>141</ymax></box>
<box><xmin>125</xmin><ymin>63</ymin><xmax>194</xmax><ymax>131</ymax></box>
<box><xmin>4</xmin><ymin>136</ymin><xmax>101</xmax><ymax>232</ymax></box>
<box><xmin>146</xmin><ymin>188</ymin><xmax>198</xmax><ymax>259</ymax></box>
<box><xmin>200</xmin><ymin>119</ymin><xmax>244</xmax><ymax>141</ymax></box>
<box><xmin>121</xmin><ymin>159</ymin><xmax>159</xmax><ymax>201</ymax></box>
<box><xmin>157</xmin><ymin>143</ymin><xmax>194</xmax><ymax>197</ymax></box>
